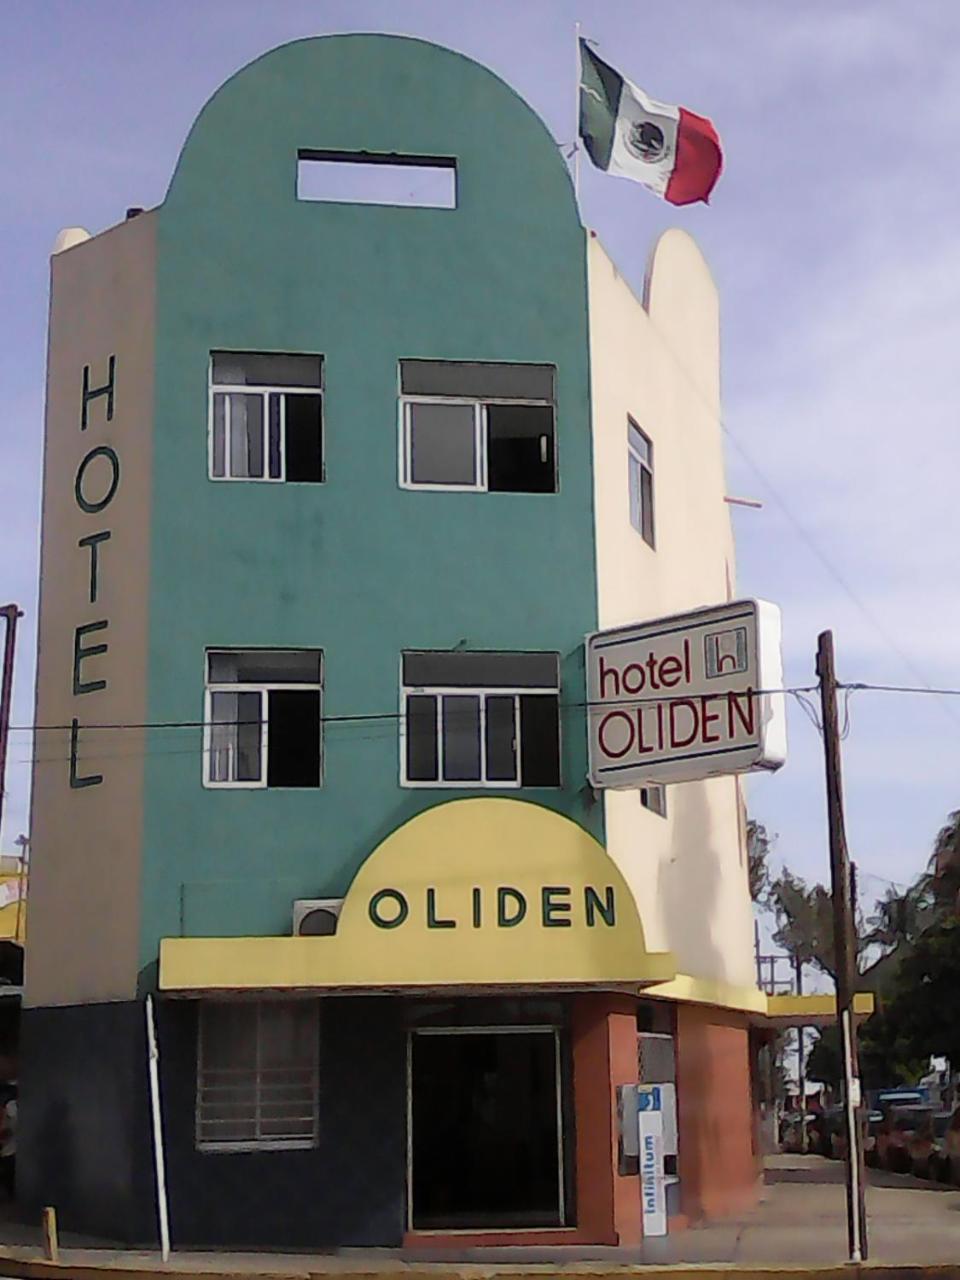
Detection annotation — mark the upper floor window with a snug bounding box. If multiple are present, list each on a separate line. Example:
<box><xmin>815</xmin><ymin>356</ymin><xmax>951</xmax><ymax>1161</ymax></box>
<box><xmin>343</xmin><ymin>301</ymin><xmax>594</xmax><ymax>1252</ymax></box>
<box><xmin>628</xmin><ymin>418</ymin><xmax>655</xmax><ymax>547</ymax></box>
<box><xmin>209</xmin><ymin>352</ymin><xmax>324</xmax><ymax>483</ymax></box>
<box><xmin>401</xmin><ymin>650</ymin><xmax>561</xmax><ymax>788</ymax></box>
<box><xmin>204</xmin><ymin>649</ymin><xmax>322</xmax><ymax>789</ymax></box>
<box><xmin>640</xmin><ymin>784</ymin><xmax>667</xmax><ymax>818</ymax></box>
<box><xmin>399</xmin><ymin>361</ymin><xmax>556</xmax><ymax>493</ymax></box>
<box><xmin>196</xmin><ymin>1000</ymin><xmax>319</xmax><ymax>1151</ymax></box>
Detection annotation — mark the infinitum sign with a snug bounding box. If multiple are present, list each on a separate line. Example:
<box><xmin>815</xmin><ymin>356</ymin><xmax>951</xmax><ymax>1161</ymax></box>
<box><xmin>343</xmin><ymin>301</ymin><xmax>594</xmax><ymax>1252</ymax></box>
<box><xmin>586</xmin><ymin>599</ymin><xmax>786</xmax><ymax>788</ymax></box>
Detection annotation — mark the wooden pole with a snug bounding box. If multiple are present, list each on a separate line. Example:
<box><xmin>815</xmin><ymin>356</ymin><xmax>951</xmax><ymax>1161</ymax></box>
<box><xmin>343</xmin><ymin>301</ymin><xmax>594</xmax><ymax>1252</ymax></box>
<box><xmin>817</xmin><ymin>630</ymin><xmax>868</xmax><ymax>1261</ymax></box>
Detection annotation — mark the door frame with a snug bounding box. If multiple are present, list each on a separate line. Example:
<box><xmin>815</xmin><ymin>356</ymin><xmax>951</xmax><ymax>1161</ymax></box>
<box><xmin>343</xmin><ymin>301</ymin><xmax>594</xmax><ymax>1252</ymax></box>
<box><xmin>405</xmin><ymin>1024</ymin><xmax>566</xmax><ymax>1232</ymax></box>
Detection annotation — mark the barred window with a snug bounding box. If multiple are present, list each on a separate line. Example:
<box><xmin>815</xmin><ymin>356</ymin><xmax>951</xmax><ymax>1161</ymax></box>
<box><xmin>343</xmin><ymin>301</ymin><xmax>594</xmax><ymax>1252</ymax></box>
<box><xmin>196</xmin><ymin>1001</ymin><xmax>319</xmax><ymax>1151</ymax></box>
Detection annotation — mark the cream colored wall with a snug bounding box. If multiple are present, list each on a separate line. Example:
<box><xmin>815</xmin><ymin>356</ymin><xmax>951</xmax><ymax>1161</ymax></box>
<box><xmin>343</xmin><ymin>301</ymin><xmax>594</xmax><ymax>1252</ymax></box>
<box><xmin>26</xmin><ymin>214</ymin><xmax>156</xmax><ymax>1008</ymax></box>
<box><xmin>587</xmin><ymin>229</ymin><xmax>756</xmax><ymax>990</ymax></box>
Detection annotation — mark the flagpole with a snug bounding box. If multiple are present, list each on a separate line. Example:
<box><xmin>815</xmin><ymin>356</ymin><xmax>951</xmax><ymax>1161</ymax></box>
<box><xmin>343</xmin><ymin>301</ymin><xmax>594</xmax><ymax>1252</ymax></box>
<box><xmin>573</xmin><ymin>21</ymin><xmax>582</xmax><ymax>199</ymax></box>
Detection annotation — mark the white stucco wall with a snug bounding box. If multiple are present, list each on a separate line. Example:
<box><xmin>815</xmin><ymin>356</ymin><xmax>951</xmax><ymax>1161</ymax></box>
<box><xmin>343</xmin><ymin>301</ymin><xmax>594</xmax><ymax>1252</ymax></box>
<box><xmin>587</xmin><ymin>228</ymin><xmax>756</xmax><ymax>991</ymax></box>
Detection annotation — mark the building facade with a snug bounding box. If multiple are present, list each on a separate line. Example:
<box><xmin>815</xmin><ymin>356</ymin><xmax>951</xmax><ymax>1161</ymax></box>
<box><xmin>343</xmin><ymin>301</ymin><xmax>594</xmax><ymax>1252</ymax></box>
<box><xmin>24</xmin><ymin>34</ymin><xmax>775</xmax><ymax>1248</ymax></box>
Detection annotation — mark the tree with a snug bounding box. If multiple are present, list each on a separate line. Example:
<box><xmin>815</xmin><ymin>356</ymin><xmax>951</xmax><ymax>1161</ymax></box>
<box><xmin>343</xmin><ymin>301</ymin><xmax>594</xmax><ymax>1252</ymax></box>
<box><xmin>929</xmin><ymin>810</ymin><xmax>960</xmax><ymax>916</ymax></box>
<box><xmin>885</xmin><ymin>918</ymin><xmax>960</xmax><ymax>1066</ymax></box>
<box><xmin>747</xmin><ymin>818</ymin><xmax>773</xmax><ymax>904</ymax></box>
<box><xmin>767</xmin><ymin>868</ymin><xmax>844</xmax><ymax>979</ymax></box>
<box><xmin>806</xmin><ymin>1012</ymin><xmax>925</xmax><ymax>1092</ymax></box>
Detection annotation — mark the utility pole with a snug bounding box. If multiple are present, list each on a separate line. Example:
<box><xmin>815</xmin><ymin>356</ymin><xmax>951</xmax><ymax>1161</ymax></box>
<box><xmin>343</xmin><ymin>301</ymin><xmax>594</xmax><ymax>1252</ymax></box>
<box><xmin>817</xmin><ymin>630</ymin><xmax>868</xmax><ymax>1262</ymax></box>
<box><xmin>0</xmin><ymin>606</ymin><xmax>23</xmax><ymax>850</ymax></box>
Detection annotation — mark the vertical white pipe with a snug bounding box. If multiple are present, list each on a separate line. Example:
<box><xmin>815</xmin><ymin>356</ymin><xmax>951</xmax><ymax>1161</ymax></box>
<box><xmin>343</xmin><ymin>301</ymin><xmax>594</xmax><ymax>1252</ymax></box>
<box><xmin>146</xmin><ymin>995</ymin><xmax>171</xmax><ymax>1262</ymax></box>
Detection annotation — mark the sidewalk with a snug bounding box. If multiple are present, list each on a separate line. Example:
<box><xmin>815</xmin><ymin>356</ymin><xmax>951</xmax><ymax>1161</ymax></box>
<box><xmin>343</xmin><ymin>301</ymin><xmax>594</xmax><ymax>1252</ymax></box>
<box><xmin>0</xmin><ymin>1156</ymin><xmax>958</xmax><ymax>1276</ymax></box>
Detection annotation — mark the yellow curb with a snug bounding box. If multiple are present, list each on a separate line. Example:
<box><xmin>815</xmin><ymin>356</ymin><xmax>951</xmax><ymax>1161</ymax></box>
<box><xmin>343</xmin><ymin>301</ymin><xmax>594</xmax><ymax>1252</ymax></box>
<box><xmin>0</xmin><ymin>1257</ymin><xmax>958</xmax><ymax>1280</ymax></box>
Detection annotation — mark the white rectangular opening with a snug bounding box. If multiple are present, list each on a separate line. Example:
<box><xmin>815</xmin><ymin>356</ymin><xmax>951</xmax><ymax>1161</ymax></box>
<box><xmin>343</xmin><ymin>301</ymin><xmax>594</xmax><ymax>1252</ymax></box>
<box><xmin>297</xmin><ymin>150</ymin><xmax>457</xmax><ymax>208</ymax></box>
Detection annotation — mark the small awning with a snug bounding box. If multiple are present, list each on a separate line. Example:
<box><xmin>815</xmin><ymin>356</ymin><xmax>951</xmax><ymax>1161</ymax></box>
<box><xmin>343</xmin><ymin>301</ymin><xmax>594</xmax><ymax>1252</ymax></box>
<box><xmin>160</xmin><ymin>798</ymin><xmax>676</xmax><ymax>995</ymax></box>
<box><xmin>759</xmin><ymin>992</ymin><xmax>875</xmax><ymax>1029</ymax></box>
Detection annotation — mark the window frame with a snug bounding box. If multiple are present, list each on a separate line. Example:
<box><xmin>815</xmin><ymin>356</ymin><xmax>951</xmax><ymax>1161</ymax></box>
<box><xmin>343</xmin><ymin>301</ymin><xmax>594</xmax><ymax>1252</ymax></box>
<box><xmin>399</xmin><ymin>657</ymin><xmax>562</xmax><ymax>789</ymax></box>
<box><xmin>627</xmin><ymin>416</ymin><xmax>655</xmax><ymax>548</ymax></box>
<box><xmin>640</xmin><ymin>784</ymin><xmax>668</xmax><ymax>818</ymax></box>
<box><xmin>208</xmin><ymin>356</ymin><xmax>324</xmax><ymax>485</ymax></box>
<box><xmin>398</xmin><ymin>392</ymin><xmax>557</xmax><ymax>493</ymax></box>
<box><xmin>195</xmin><ymin>999</ymin><xmax>320</xmax><ymax>1154</ymax></box>
<box><xmin>202</xmin><ymin>649</ymin><xmax>324</xmax><ymax>790</ymax></box>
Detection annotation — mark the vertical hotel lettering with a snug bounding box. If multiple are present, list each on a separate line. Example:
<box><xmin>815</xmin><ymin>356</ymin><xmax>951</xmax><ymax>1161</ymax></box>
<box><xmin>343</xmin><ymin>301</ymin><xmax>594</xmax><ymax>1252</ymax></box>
<box><xmin>69</xmin><ymin>355</ymin><xmax>118</xmax><ymax>789</ymax></box>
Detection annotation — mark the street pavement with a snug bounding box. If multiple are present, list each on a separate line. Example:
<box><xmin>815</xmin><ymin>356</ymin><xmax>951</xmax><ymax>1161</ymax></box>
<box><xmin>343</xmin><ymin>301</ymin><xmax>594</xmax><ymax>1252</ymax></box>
<box><xmin>0</xmin><ymin>1155</ymin><xmax>958</xmax><ymax>1272</ymax></box>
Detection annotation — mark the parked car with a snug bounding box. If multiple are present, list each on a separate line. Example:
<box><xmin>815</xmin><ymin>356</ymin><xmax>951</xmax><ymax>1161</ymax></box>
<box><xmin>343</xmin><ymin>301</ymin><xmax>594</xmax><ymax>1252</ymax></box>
<box><xmin>936</xmin><ymin>1107</ymin><xmax>960</xmax><ymax>1183</ymax></box>
<box><xmin>780</xmin><ymin>1111</ymin><xmax>818</xmax><ymax>1153</ymax></box>
<box><xmin>877</xmin><ymin>1105</ymin><xmax>933</xmax><ymax>1174</ymax></box>
<box><xmin>863</xmin><ymin>1111</ymin><xmax>884</xmax><ymax>1167</ymax></box>
<box><xmin>808</xmin><ymin>1106</ymin><xmax>843</xmax><ymax>1157</ymax></box>
<box><xmin>903</xmin><ymin>1109</ymin><xmax>953</xmax><ymax>1179</ymax></box>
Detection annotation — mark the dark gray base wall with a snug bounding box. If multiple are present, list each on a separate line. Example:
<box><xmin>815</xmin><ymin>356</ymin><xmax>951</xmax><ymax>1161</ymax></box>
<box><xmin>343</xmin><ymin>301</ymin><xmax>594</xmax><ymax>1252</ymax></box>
<box><xmin>19</xmin><ymin>1001</ymin><xmax>156</xmax><ymax>1244</ymax></box>
<box><xmin>158</xmin><ymin>996</ymin><xmax>407</xmax><ymax>1248</ymax></box>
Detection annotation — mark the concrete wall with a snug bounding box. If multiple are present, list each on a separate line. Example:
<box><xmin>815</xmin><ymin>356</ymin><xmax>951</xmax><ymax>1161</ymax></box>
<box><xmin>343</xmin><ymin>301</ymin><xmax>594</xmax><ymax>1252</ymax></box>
<box><xmin>587</xmin><ymin>231</ymin><xmax>755</xmax><ymax>991</ymax></box>
<box><xmin>140</xmin><ymin>34</ymin><xmax>599</xmax><ymax>963</ymax></box>
<box><xmin>26</xmin><ymin>213</ymin><xmax>156</xmax><ymax>1007</ymax></box>
<box><xmin>675</xmin><ymin>1004</ymin><xmax>759</xmax><ymax>1220</ymax></box>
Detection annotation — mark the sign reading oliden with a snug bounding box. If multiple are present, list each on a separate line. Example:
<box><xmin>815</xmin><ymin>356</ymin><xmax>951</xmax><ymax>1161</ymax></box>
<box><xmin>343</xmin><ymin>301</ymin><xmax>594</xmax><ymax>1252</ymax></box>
<box><xmin>586</xmin><ymin>599</ymin><xmax>786</xmax><ymax>788</ymax></box>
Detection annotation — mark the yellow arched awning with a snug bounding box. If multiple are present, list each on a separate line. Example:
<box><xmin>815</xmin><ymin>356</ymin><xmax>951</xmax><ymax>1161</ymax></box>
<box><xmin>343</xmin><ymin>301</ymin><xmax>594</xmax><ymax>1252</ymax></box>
<box><xmin>160</xmin><ymin>798</ymin><xmax>676</xmax><ymax>993</ymax></box>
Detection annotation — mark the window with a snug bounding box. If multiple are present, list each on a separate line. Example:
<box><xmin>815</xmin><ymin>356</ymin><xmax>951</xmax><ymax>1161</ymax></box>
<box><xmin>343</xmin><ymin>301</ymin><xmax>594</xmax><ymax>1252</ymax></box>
<box><xmin>209</xmin><ymin>352</ymin><xmax>324</xmax><ymax>483</ymax></box>
<box><xmin>640</xmin><ymin>785</ymin><xmax>667</xmax><ymax>817</ymax></box>
<box><xmin>401</xmin><ymin>651</ymin><xmax>561</xmax><ymax>787</ymax></box>
<box><xmin>196</xmin><ymin>1000</ymin><xmax>319</xmax><ymax>1151</ymax></box>
<box><xmin>399</xmin><ymin>361</ymin><xmax>556</xmax><ymax>493</ymax></box>
<box><xmin>204</xmin><ymin>649</ymin><xmax>322</xmax><ymax>789</ymax></box>
<box><xmin>628</xmin><ymin>418</ymin><xmax>655</xmax><ymax>546</ymax></box>
<box><xmin>297</xmin><ymin>149</ymin><xmax>457</xmax><ymax>209</ymax></box>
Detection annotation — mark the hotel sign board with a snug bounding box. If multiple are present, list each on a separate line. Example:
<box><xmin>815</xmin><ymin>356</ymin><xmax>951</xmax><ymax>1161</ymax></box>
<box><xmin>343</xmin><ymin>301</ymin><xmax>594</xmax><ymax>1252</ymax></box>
<box><xmin>586</xmin><ymin>599</ymin><xmax>786</xmax><ymax>788</ymax></box>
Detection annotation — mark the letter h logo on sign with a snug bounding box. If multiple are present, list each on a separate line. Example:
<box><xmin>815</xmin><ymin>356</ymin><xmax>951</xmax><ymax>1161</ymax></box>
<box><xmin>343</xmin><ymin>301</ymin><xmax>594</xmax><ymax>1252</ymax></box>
<box><xmin>704</xmin><ymin>626</ymin><xmax>748</xmax><ymax>679</ymax></box>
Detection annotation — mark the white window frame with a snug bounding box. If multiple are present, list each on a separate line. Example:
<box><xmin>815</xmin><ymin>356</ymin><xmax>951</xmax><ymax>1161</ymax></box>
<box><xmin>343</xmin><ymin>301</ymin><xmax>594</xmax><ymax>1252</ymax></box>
<box><xmin>208</xmin><ymin>365</ymin><xmax>324</xmax><ymax>484</ymax></box>
<box><xmin>398</xmin><ymin>393</ymin><xmax>555</xmax><ymax>492</ymax></box>
<box><xmin>202</xmin><ymin>650</ymin><xmax>324</xmax><ymax>790</ymax></box>
<box><xmin>196</xmin><ymin>1000</ymin><xmax>320</xmax><ymax>1153</ymax></box>
<box><xmin>627</xmin><ymin>417</ymin><xmax>655</xmax><ymax>547</ymax></box>
<box><xmin>399</xmin><ymin>679</ymin><xmax>561</xmax><ymax>789</ymax></box>
<box><xmin>640</xmin><ymin>784</ymin><xmax>668</xmax><ymax>818</ymax></box>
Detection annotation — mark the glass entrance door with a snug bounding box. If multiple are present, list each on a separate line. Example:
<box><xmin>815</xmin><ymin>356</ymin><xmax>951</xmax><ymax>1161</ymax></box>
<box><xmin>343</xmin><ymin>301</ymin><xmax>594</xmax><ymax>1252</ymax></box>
<box><xmin>408</xmin><ymin>1027</ymin><xmax>565</xmax><ymax>1230</ymax></box>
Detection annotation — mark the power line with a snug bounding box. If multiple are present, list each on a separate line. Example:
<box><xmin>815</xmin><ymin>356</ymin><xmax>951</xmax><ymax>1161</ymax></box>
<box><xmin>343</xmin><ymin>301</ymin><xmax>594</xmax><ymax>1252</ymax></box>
<box><xmin>634</xmin><ymin>315</ymin><xmax>960</xmax><ymax>728</ymax></box>
<box><xmin>7</xmin><ymin>684</ymin><xmax>812</xmax><ymax>734</ymax></box>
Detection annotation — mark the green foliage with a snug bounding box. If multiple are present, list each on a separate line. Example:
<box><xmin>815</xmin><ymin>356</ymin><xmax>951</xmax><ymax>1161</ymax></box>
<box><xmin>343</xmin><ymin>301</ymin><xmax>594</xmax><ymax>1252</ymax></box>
<box><xmin>885</xmin><ymin>918</ymin><xmax>960</xmax><ymax>1065</ymax></box>
<box><xmin>807</xmin><ymin>1015</ymin><xmax>925</xmax><ymax>1091</ymax></box>
<box><xmin>767</xmin><ymin>868</ymin><xmax>841</xmax><ymax>978</ymax></box>
<box><xmin>747</xmin><ymin>818</ymin><xmax>773</xmax><ymax>904</ymax></box>
<box><xmin>930</xmin><ymin>809</ymin><xmax>960</xmax><ymax>915</ymax></box>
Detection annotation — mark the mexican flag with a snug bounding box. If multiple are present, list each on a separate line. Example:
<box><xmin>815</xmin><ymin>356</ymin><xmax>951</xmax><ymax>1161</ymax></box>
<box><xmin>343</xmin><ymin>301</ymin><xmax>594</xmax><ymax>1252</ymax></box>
<box><xmin>579</xmin><ymin>41</ymin><xmax>722</xmax><ymax>206</ymax></box>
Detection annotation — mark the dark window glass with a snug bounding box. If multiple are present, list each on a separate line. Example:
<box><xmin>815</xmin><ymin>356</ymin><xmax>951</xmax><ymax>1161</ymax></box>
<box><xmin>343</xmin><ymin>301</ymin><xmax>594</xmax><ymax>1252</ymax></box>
<box><xmin>284</xmin><ymin>393</ymin><xmax>324</xmax><ymax>482</ymax></box>
<box><xmin>485</xmin><ymin>695</ymin><xmax>518</xmax><ymax>781</ymax></box>
<box><xmin>519</xmin><ymin>695</ymin><xmax>561</xmax><ymax>787</ymax></box>
<box><xmin>235</xmin><ymin>691</ymin><xmax>263</xmax><ymax>781</ymax></box>
<box><xmin>640</xmin><ymin>466</ymin><xmax>655</xmax><ymax>547</ymax></box>
<box><xmin>486</xmin><ymin>404</ymin><xmax>556</xmax><ymax>493</ymax></box>
<box><xmin>208</xmin><ymin>650</ymin><xmax>322</xmax><ymax>684</ymax></box>
<box><xmin>406</xmin><ymin>695</ymin><xmax>438</xmax><ymax>781</ymax></box>
<box><xmin>402</xmin><ymin>651</ymin><xmax>558</xmax><ymax>689</ymax></box>
<box><xmin>212</xmin><ymin>352</ymin><xmax>323</xmax><ymax>388</ymax></box>
<box><xmin>442</xmin><ymin>695</ymin><xmax>481</xmax><ymax>781</ymax></box>
<box><xmin>212</xmin><ymin>394</ymin><xmax>227</xmax><ymax>477</ymax></box>
<box><xmin>229</xmin><ymin>394</ymin><xmax>264</xmax><ymax>478</ymax></box>
<box><xmin>401</xmin><ymin>360</ymin><xmax>554</xmax><ymax>402</ymax></box>
<box><xmin>268</xmin><ymin>394</ymin><xmax>283</xmax><ymax>479</ymax></box>
<box><xmin>267</xmin><ymin>690</ymin><xmax>321</xmax><ymax>787</ymax></box>
<box><xmin>640</xmin><ymin>785</ymin><xmax>667</xmax><ymax>817</ymax></box>
<box><xmin>408</xmin><ymin>403</ymin><xmax>477</xmax><ymax>486</ymax></box>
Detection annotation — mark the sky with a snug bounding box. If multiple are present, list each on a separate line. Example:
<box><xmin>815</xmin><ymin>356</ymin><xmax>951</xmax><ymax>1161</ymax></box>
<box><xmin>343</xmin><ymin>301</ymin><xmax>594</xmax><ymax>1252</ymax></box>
<box><xmin>2</xmin><ymin>0</ymin><xmax>959</xmax><ymax>941</ymax></box>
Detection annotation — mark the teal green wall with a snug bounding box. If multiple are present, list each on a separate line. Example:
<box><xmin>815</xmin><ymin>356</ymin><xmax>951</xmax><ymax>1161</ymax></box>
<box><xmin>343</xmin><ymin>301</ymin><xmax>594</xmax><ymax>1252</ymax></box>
<box><xmin>141</xmin><ymin>35</ymin><xmax>599</xmax><ymax>968</ymax></box>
